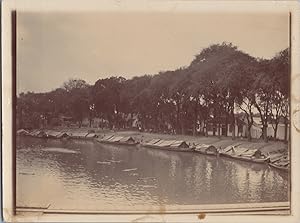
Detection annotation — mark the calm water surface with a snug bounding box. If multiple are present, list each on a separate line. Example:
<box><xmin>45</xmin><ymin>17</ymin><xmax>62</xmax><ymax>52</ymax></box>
<box><xmin>17</xmin><ymin>137</ymin><xmax>289</xmax><ymax>210</ymax></box>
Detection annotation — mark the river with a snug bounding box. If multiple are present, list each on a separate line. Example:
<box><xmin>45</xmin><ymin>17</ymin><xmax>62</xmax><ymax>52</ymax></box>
<box><xmin>16</xmin><ymin>136</ymin><xmax>289</xmax><ymax>210</ymax></box>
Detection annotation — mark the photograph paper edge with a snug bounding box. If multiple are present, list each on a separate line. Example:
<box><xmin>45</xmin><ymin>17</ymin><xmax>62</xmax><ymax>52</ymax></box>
<box><xmin>2</xmin><ymin>0</ymin><xmax>300</xmax><ymax>222</ymax></box>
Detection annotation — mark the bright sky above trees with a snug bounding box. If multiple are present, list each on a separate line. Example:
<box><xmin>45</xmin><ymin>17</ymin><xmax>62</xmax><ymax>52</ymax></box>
<box><xmin>17</xmin><ymin>12</ymin><xmax>289</xmax><ymax>93</ymax></box>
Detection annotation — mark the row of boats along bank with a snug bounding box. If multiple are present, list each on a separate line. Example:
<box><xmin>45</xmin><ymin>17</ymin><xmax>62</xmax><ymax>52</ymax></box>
<box><xmin>17</xmin><ymin>128</ymin><xmax>290</xmax><ymax>172</ymax></box>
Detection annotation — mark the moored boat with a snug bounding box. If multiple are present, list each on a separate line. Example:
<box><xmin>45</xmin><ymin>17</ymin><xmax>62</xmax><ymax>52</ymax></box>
<box><xmin>56</xmin><ymin>132</ymin><xmax>71</xmax><ymax>139</ymax></box>
<box><xmin>219</xmin><ymin>144</ymin><xmax>240</xmax><ymax>158</ymax></box>
<box><xmin>268</xmin><ymin>153</ymin><xmax>287</xmax><ymax>163</ymax></box>
<box><xmin>193</xmin><ymin>144</ymin><xmax>218</xmax><ymax>156</ymax></box>
<box><xmin>96</xmin><ymin>135</ymin><xmax>138</xmax><ymax>146</ymax></box>
<box><xmin>269</xmin><ymin>159</ymin><xmax>289</xmax><ymax>172</ymax></box>
<box><xmin>70</xmin><ymin>132</ymin><xmax>89</xmax><ymax>139</ymax></box>
<box><xmin>142</xmin><ymin>139</ymin><xmax>161</xmax><ymax>146</ymax></box>
<box><xmin>141</xmin><ymin>139</ymin><xmax>191</xmax><ymax>152</ymax></box>
<box><xmin>96</xmin><ymin>135</ymin><xmax>114</xmax><ymax>142</ymax></box>
<box><xmin>44</xmin><ymin>130</ymin><xmax>62</xmax><ymax>139</ymax></box>
<box><xmin>85</xmin><ymin>132</ymin><xmax>98</xmax><ymax>140</ymax></box>
<box><xmin>118</xmin><ymin>136</ymin><xmax>139</xmax><ymax>145</ymax></box>
<box><xmin>220</xmin><ymin>145</ymin><xmax>269</xmax><ymax>164</ymax></box>
<box><xmin>17</xmin><ymin>129</ymin><xmax>31</xmax><ymax>136</ymax></box>
<box><xmin>29</xmin><ymin>129</ymin><xmax>47</xmax><ymax>138</ymax></box>
<box><xmin>232</xmin><ymin>149</ymin><xmax>269</xmax><ymax>163</ymax></box>
<box><xmin>269</xmin><ymin>154</ymin><xmax>289</xmax><ymax>172</ymax></box>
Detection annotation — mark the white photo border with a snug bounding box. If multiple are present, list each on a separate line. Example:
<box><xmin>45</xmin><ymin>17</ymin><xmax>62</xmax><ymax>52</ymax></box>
<box><xmin>2</xmin><ymin>0</ymin><xmax>300</xmax><ymax>222</ymax></box>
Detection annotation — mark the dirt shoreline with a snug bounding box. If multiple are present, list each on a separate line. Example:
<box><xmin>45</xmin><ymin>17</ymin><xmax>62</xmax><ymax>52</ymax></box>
<box><xmin>50</xmin><ymin>127</ymin><xmax>288</xmax><ymax>155</ymax></box>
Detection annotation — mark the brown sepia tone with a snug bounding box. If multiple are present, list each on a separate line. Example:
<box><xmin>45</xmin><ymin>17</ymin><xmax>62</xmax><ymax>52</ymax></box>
<box><xmin>15</xmin><ymin>10</ymin><xmax>290</xmax><ymax>215</ymax></box>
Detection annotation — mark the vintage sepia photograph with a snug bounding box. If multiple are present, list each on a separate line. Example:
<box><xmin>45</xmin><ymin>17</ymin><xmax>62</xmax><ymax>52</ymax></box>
<box><xmin>4</xmin><ymin>4</ymin><xmax>297</xmax><ymax>220</ymax></box>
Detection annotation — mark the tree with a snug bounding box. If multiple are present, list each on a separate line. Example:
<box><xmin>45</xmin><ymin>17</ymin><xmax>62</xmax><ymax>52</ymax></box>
<box><xmin>236</xmin><ymin>93</ymin><xmax>255</xmax><ymax>141</ymax></box>
<box><xmin>62</xmin><ymin>79</ymin><xmax>90</xmax><ymax>127</ymax></box>
<box><xmin>16</xmin><ymin>43</ymin><xmax>289</xmax><ymax>142</ymax></box>
<box><xmin>269</xmin><ymin>48</ymin><xmax>290</xmax><ymax>141</ymax></box>
<box><xmin>93</xmin><ymin>77</ymin><xmax>126</xmax><ymax>129</ymax></box>
<box><xmin>62</xmin><ymin>78</ymin><xmax>90</xmax><ymax>92</ymax></box>
<box><xmin>252</xmin><ymin>59</ymin><xmax>274</xmax><ymax>142</ymax></box>
<box><xmin>189</xmin><ymin>42</ymin><xmax>257</xmax><ymax>139</ymax></box>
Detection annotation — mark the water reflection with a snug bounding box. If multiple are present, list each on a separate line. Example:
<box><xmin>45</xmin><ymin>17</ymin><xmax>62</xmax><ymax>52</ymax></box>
<box><xmin>17</xmin><ymin>137</ymin><xmax>289</xmax><ymax>210</ymax></box>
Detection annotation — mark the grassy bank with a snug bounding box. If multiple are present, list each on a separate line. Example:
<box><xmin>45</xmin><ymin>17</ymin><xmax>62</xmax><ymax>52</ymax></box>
<box><xmin>52</xmin><ymin>127</ymin><xmax>288</xmax><ymax>155</ymax></box>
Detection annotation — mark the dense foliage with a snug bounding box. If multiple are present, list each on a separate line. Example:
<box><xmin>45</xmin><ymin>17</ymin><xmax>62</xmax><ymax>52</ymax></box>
<box><xmin>17</xmin><ymin>43</ymin><xmax>289</xmax><ymax>141</ymax></box>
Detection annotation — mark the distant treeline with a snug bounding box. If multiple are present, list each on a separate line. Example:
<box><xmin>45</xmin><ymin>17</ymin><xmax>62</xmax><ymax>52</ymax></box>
<box><xmin>17</xmin><ymin>43</ymin><xmax>289</xmax><ymax>142</ymax></box>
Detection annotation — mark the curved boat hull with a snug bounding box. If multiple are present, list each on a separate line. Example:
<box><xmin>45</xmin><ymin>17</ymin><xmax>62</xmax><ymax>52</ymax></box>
<box><xmin>220</xmin><ymin>153</ymin><xmax>269</xmax><ymax>163</ymax></box>
<box><xmin>141</xmin><ymin>144</ymin><xmax>191</xmax><ymax>152</ymax></box>
<box><xmin>97</xmin><ymin>140</ymin><xmax>139</xmax><ymax>146</ymax></box>
<box><xmin>269</xmin><ymin>162</ymin><xmax>289</xmax><ymax>172</ymax></box>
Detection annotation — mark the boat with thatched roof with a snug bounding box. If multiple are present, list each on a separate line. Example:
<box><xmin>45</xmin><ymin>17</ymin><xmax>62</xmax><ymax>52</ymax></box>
<box><xmin>232</xmin><ymin>148</ymin><xmax>269</xmax><ymax>163</ymax></box>
<box><xmin>70</xmin><ymin>132</ymin><xmax>89</xmax><ymax>139</ymax></box>
<box><xmin>220</xmin><ymin>145</ymin><xmax>269</xmax><ymax>163</ymax></box>
<box><xmin>269</xmin><ymin>154</ymin><xmax>289</xmax><ymax>172</ymax></box>
<box><xmin>56</xmin><ymin>131</ymin><xmax>71</xmax><ymax>139</ymax></box>
<box><xmin>219</xmin><ymin>144</ymin><xmax>239</xmax><ymax>158</ymax></box>
<box><xmin>141</xmin><ymin>139</ymin><xmax>191</xmax><ymax>152</ymax></box>
<box><xmin>29</xmin><ymin>129</ymin><xmax>47</xmax><ymax>138</ymax></box>
<box><xmin>193</xmin><ymin>144</ymin><xmax>218</xmax><ymax>156</ymax></box>
<box><xmin>268</xmin><ymin>153</ymin><xmax>287</xmax><ymax>163</ymax></box>
<box><xmin>44</xmin><ymin>130</ymin><xmax>63</xmax><ymax>138</ymax></box>
<box><xmin>17</xmin><ymin>129</ymin><xmax>31</xmax><ymax>136</ymax></box>
<box><xmin>269</xmin><ymin>159</ymin><xmax>289</xmax><ymax>172</ymax></box>
<box><xmin>85</xmin><ymin>132</ymin><xmax>98</xmax><ymax>139</ymax></box>
<box><xmin>96</xmin><ymin>135</ymin><xmax>138</xmax><ymax>146</ymax></box>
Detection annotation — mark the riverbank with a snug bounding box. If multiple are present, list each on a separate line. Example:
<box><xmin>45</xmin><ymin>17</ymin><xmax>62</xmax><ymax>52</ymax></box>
<box><xmin>49</xmin><ymin>127</ymin><xmax>288</xmax><ymax>156</ymax></box>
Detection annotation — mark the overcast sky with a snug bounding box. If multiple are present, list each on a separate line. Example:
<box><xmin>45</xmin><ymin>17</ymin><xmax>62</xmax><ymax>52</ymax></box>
<box><xmin>17</xmin><ymin>12</ymin><xmax>289</xmax><ymax>93</ymax></box>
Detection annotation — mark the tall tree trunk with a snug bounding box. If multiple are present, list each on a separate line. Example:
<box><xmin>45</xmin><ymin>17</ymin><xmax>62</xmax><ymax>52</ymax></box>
<box><xmin>231</xmin><ymin>109</ymin><xmax>236</xmax><ymax>140</ymax></box>
<box><xmin>205</xmin><ymin>120</ymin><xmax>208</xmax><ymax>137</ymax></box>
<box><xmin>181</xmin><ymin>117</ymin><xmax>185</xmax><ymax>135</ymax></box>
<box><xmin>247</xmin><ymin>124</ymin><xmax>252</xmax><ymax>141</ymax></box>
<box><xmin>254</xmin><ymin>102</ymin><xmax>269</xmax><ymax>142</ymax></box>
<box><xmin>262</xmin><ymin>124</ymin><xmax>268</xmax><ymax>142</ymax></box>
<box><xmin>193</xmin><ymin>123</ymin><xmax>196</xmax><ymax>136</ymax></box>
<box><xmin>284</xmin><ymin>117</ymin><xmax>288</xmax><ymax>142</ymax></box>
<box><xmin>176</xmin><ymin>104</ymin><xmax>180</xmax><ymax>135</ymax></box>
<box><xmin>89</xmin><ymin>113</ymin><xmax>93</xmax><ymax>128</ymax></box>
<box><xmin>225</xmin><ymin>118</ymin><xmax>228</xmax><ymax>137</ymax></box>
<box><xmin>273</xmin><ymin>122</ymin><xmax>278</xmax><ymax>140</ymax></box>
<box><xmin>193</xmin><ymin>105</ymin><xmax>198</xmax><ymax>136</ymax></box>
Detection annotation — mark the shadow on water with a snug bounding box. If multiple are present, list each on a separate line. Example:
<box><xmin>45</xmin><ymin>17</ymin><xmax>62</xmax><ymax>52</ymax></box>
<box><xmin>16</xmin><ymin>136</ymin><xmax>289</xmax><ymax>209</ymax></box>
